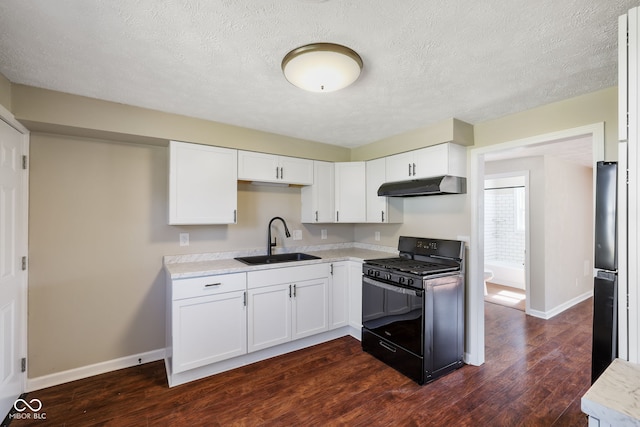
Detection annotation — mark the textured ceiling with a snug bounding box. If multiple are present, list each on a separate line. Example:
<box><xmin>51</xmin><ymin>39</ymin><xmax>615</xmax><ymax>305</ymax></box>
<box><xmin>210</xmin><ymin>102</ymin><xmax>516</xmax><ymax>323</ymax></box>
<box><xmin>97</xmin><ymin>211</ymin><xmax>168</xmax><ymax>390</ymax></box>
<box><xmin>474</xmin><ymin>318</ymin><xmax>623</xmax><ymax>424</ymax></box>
<box><xmin>0</xmin><ymin>0</ymin><xmax>637</xmax><ymax>148</ymax></box>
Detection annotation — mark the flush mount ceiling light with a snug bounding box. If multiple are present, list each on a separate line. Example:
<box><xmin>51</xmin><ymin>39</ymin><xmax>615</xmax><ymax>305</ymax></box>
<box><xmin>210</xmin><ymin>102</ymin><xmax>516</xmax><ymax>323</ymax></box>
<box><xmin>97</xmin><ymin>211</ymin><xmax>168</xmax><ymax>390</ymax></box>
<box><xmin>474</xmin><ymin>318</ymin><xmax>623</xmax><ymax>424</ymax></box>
<box><xmin>281</xmin><ymin>43</ymin><xmax>363</xmax><ymax>93</ymax></box>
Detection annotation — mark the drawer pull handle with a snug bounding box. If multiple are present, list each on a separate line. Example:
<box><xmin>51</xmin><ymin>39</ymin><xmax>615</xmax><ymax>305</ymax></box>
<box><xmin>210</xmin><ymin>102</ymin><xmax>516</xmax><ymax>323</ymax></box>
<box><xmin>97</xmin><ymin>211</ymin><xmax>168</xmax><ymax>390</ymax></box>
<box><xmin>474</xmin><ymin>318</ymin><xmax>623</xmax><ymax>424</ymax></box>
<box><xmin>205</xmin><ymin>283</ymin><xmax>222</xmax><ymax>288</ymax></box>
<box><xmin>379</xmin><ymin>340</ymin><xmax>397</xmax><ymax>353</ymax></box>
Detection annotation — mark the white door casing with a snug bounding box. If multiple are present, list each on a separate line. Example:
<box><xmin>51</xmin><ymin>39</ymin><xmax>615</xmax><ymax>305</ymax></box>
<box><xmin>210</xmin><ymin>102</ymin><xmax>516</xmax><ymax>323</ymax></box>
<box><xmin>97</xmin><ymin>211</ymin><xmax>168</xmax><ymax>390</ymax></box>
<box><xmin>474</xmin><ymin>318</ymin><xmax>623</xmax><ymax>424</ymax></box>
<box><xmin>0</xmin><ymin>111</ymin><xmax>28</xmax><ymax>418</ymax></box>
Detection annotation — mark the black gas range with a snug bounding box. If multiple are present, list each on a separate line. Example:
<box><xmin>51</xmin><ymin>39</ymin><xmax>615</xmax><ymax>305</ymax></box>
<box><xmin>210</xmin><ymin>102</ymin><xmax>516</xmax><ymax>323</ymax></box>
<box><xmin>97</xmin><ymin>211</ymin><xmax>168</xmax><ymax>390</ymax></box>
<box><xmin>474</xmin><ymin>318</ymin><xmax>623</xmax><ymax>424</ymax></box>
<box><xmin>361</xmin><ymin>236</ymin><xmax>465</xmax><ymax>385</ymax></box>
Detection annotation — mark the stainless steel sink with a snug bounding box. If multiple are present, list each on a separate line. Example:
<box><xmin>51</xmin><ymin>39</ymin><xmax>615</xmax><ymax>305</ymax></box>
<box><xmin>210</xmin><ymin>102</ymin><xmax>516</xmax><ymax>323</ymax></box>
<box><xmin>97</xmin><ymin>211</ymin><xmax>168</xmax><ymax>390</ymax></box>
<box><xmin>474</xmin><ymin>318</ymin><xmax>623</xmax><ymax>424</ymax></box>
<box><xmin>234</xmin><ymin>252</ymin><xmax>320</xmax><ymax>265</ymax></box>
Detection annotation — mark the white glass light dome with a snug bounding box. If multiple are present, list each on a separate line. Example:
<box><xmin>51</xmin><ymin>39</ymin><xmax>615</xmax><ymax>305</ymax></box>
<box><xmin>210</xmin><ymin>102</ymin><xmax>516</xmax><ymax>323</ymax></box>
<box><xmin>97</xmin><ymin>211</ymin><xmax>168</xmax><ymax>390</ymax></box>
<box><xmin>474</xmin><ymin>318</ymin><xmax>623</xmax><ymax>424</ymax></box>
<box><xmin>282</xmin><ymin>43</ymin><xmax>363</xmax><ymax>93</ymax></box>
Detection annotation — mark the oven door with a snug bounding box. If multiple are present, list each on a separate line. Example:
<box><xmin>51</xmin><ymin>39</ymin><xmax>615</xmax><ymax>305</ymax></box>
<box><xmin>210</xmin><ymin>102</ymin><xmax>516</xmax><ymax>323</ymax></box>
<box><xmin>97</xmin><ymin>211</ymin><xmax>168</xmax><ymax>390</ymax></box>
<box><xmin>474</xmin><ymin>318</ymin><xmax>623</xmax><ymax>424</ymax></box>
<box><xmin>362</xmin><ymin>276</ymin><xmax>424</xmax><ymax>355</ymax></box>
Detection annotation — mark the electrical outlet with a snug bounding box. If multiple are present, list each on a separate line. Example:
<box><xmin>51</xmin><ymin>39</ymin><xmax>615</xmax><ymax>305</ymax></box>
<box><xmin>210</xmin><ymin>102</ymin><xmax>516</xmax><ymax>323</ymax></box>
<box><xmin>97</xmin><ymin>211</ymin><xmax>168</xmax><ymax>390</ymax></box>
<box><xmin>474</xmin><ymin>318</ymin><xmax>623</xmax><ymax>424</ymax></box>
<box><xmin>292</xmin><ymin>230</ymin><xmax>302</xmax><ymax>240</ymax></box>
<box><xmin>179</xmin><ymin>233</ymin><xmax>189</xmax><ymax>246</ymax></box>
<box><xmin>321</xmin><ymin>229</ymin><xmax>327</xmax><ymax>240</ymax></box>
<box><xmin>375</xmin><ymin>231</ymin><xmax>380</xmax><ymax>241</ymax></box>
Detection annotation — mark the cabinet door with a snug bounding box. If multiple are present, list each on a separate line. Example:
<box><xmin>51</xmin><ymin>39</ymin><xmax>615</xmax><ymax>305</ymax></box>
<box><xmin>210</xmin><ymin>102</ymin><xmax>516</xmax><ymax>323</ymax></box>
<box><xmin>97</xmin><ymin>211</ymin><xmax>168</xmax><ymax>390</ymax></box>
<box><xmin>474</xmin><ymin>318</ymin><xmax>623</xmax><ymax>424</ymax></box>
<box><xmin>292</xmin><ymin>277</ymin><xmax>329</xmax><ymax>340</ymax></box>
<box><xmin>280</xmin><ymin>156</ymin><xmax>314</xmax><ymax>185</ymax></box>
<box><xmin>366</xmin><ymin>158</ymin><xmax>403</xmax><ymax>223</ymax></box>
<box><xmin>238</xmin><ymin>151</ymin><xmax>313</xmax><ymax>185</ymax></box>
<box><xmin>385</xmin><ymin>151</ymin><xmax>414</xmax><ymax>183</ymax></box>
<box><xmin>366</xmin><ymin>158</ymin><xmax>387</xmax><ymax>223</ymax></box>
<box><xmin>247</xmin><ymin>283</ymin><xmax>291</xmax><ymax>352</ymax></box>
<box><xmin>168</xmin><ymin>141</ymin><xmax>237</xmax><ymax>225</ymax></box>
<box><xmin>301</xmin><ymin>161</ymin><xmax>334</xmax><ymax>223</ymax></box>
<box><xmin>414</xmin><ymin>143</ymin><xmax>467</xmax><ymax>178</ymax></box>
<box><xmin>329</xmin><ymin>262</ymin><xmax>349</xmax><ymax>329</ymax></box>
<box><xmin>414</xmin><ymin>144</ymin><xmax>448</xmax><ymax>179</ymax></box>
<box><xmin>237</xmin><ymin>151</ymin><xmax>281</xmax><ymax>183</ymax></box>
<box><xmin>348</xmin><ymin>261</ymin><xmax>364</xmax><ymax>329</ymax></box>
<box><xmin>335</xmin><ymin>162</ymin><xmax>366</xmax><ymax>223</ymax></box>
<box><xmin>172</xmin><ymin>290</ymin><xmax>247</xmax><ymax>373</ymax></box>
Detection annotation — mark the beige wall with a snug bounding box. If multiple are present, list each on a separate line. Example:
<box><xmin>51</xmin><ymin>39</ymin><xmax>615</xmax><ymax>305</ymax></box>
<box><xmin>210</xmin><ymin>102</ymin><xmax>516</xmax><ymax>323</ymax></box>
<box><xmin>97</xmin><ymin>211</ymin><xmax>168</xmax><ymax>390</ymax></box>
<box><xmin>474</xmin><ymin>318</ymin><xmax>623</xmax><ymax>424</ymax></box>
<box><xmin>350</xmin><ymin>118</ymin><xmax>474</xmax><ymax>161</ymax></box>
<box><xmin>474</xmin><ymin>87</ymin><xmax>618</xmax><ymax>160</ymax></box>
<box><xmin>0</xmin><ymin>73</ymin><xmax>11</xmax><ymax>110</ymax></box>
<box><xmin>543</xmin><ymin>157</ymin><xmax>593</xmax><ymax>311</ymax></box>
<box><xmin>27</xmin><ymin>133</ymin><xmax>353</xmax><ymax>377</ymax></box>
<box><xmin>11</xmin><ymin>85</ymin><xmax>350</xmax><ymax>162</ymax></box>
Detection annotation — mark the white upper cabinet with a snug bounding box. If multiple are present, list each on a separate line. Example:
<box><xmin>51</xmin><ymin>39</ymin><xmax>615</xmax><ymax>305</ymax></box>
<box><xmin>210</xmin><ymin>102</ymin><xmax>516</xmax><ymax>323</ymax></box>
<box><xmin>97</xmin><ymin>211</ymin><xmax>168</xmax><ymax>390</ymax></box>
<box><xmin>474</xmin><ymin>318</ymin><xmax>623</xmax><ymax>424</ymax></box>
<box><xmin>385</xmin><ymin>143</ymin><xmax>467</xmax><ymax>183</ymax></box>
<box><xmin>301</xmin><ymin>161</ymin><xmax>335</xmax><ymax>223</ymax></box>
<box><xmin>237</xmin><ymin>150</ymin><xmax>313</xmax><ymax>185</ymax></box>
<box><xmin>335</xmin><ymin>161</ymin><xmax>366</xmax><ymax>223</ymax></box>
<box><xmin>385</xmin><ymin>150</ymin><xmax>416</xmax><ymax>183</ymax></box>
<box><xmin>365</xmin><ymin>158</ymin><xmax>403</xmax><ymax>223</ymax></box>
<box><xmin>168</xmin><ymin>141</ymin><xmax>237</xmax><ymax>225</ymax></box>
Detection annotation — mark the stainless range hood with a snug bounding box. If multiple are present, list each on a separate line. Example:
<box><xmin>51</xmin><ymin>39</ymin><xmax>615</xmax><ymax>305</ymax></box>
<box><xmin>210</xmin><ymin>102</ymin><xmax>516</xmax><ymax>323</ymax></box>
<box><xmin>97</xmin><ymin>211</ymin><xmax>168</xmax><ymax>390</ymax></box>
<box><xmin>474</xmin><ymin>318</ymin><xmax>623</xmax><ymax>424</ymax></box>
<box><xmin>377</xmin><ymin>175</ymin><xmax>467</xmax><ymax>197</ymax></box>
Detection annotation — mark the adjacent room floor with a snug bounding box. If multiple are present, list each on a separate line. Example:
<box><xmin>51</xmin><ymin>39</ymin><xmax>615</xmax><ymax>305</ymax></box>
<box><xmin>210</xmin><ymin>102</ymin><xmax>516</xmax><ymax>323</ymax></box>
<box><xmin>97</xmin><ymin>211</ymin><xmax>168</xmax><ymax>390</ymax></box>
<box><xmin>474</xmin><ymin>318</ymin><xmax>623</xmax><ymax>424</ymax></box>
<box><xmin>8</xmin><ymin>300</ymin><xmax>592</xmax><ymax>426</ymax></box>
<box><xmin>484</xmin><ymin>281</ymin><xmax>526</xmax><ymax>311</ymax></box>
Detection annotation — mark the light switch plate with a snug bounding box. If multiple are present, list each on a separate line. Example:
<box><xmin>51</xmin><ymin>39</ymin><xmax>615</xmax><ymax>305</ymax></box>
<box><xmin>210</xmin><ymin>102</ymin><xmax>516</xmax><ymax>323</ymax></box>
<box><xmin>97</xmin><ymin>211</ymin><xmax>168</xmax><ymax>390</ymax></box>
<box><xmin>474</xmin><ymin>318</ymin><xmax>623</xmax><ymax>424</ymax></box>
<box><xmin>179</xmin><ymin>233</ymin><xmax>189</xmax><ymax>246</ymax></box>
<box><xmin>321</xmin><ymin>229</ymin><xmax>327</xmax><ymax>240</ymax></box>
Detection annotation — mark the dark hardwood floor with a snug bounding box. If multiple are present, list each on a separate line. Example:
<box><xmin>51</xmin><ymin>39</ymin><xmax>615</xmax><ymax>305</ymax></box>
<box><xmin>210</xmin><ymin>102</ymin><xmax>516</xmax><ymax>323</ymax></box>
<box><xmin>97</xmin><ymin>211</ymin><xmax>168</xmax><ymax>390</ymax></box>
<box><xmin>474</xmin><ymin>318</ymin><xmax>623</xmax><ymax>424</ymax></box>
<box><xmin>9</xmin><ymin>300</ymin><xmax>593</xmax><ymax>426</ymax></box>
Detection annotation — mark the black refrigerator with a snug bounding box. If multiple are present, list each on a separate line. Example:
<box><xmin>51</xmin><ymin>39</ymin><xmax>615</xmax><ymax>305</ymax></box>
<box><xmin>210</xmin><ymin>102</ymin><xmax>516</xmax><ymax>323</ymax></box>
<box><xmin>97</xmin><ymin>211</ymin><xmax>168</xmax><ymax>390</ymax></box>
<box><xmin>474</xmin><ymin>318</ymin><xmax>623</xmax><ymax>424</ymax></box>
<box><xmin>591</xmin><ymin>161</ymin><xmax>618</xmax><ymax>384</ymax></box>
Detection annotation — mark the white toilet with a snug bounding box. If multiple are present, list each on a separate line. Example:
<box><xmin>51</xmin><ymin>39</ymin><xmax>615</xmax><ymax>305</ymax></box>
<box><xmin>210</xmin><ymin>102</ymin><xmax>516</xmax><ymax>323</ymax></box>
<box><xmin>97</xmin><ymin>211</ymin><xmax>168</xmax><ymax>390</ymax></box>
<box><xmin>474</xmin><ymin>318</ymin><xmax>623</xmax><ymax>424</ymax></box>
<box><xmin>483</xmin><ymin>270</ymin><xmax>494</xmax><ymax>296</ymax></box>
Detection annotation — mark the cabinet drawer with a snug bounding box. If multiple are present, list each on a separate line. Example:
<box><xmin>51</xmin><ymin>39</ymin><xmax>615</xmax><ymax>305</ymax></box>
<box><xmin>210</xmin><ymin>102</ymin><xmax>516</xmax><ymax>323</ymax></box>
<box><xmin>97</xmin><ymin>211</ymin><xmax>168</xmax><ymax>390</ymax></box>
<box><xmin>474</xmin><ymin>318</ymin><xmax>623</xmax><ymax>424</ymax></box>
<box><xmin>172</xmin><ymin>272</ymin><xmax>246</xmax><ymax>300</ymax></box>
<box><xmin>247</xmin><ymin>263</ymin><xmax>329</xmax><ymax>289</ymax></box>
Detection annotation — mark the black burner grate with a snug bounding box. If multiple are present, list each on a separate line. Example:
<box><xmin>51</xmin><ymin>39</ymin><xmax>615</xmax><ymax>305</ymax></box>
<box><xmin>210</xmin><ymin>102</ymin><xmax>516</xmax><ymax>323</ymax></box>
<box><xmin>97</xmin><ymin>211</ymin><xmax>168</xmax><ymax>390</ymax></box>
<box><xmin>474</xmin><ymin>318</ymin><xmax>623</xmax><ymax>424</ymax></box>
<box><xmin>365</xmin><ymin>257</ymin><xmax>459</xmax><ymax>276</ymax></box>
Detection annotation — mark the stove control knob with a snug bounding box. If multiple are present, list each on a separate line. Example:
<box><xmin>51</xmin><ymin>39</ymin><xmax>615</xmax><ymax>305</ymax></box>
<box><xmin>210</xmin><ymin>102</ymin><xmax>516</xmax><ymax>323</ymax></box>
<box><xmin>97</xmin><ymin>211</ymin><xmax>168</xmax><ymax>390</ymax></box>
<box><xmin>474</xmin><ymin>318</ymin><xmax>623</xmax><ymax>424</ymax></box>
<box><xmin>386</xmin><ymin>274</ymin><xmax>392</xmax><ymax>281</ymax></box>
<box><xmin>407</xmin><ymin>278</ymin><xmax>414</xmax><ymax>286</ymax></box>
<box><xmin>374</xmin><ymin>271</ymin><xmax>380</xmax><ymax>277</ymax></box>
<box><xmin>367</xmin><ymin>269</ymin><xmax>374</xmax><ymax>276</ymax></box>
<box><xmin>398</xmin><ymin>277</ymin><xmax>405</xmax><ymax>284</ymax></box>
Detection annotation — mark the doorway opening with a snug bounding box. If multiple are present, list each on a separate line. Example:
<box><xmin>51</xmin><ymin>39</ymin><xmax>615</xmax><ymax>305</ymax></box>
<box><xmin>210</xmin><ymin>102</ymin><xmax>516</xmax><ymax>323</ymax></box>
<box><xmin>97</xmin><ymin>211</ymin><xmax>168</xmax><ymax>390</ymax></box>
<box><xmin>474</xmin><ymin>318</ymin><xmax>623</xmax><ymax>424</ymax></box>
<box><xmin>483</xmin><ymin>173</ymin><xmax>528</xmax><ymax>312</ymax></box>
<box><xmin>466</xmin><ymin>122</ymin><xmax>604</xmax><ymax>366</ymax></box>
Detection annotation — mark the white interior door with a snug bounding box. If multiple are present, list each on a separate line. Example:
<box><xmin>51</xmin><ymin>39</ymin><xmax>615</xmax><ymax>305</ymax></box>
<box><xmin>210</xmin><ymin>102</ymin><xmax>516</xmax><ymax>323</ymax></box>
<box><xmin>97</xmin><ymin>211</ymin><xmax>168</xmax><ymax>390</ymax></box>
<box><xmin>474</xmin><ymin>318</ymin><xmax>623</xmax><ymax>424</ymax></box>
<box><xmin>0</xmin><ymin>118</ymin><xmax>27</xmax><ymax>417</ymax></box>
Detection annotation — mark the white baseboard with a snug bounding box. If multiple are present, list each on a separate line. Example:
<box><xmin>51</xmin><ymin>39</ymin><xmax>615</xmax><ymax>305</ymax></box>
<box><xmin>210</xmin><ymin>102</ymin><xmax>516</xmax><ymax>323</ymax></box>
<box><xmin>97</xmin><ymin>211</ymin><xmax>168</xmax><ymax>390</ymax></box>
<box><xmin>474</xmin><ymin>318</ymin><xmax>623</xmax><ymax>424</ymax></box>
<box><xmin>26</xmin><ymin>348</ymin><xmax>166</xmax><ymax>392</ymax></box>
<box><xmin>527</xmin><ymin>290</ymin><xmax>593</xmax><ymax>320</ymax></box>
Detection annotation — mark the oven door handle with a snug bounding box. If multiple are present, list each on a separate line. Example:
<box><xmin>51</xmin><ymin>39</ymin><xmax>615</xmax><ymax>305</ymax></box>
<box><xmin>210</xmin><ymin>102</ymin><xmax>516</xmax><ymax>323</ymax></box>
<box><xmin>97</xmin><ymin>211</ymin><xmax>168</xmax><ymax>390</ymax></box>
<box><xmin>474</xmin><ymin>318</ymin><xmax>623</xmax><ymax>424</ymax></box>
<box><xmin>363</xmin><ymin>276</ymin><xmax>420</xmax><ymax>297</ymax></box>
<box><xmin>379</xmin><ymin>340</ymin><xmax>397</xmax><ymax>353</ymax></box>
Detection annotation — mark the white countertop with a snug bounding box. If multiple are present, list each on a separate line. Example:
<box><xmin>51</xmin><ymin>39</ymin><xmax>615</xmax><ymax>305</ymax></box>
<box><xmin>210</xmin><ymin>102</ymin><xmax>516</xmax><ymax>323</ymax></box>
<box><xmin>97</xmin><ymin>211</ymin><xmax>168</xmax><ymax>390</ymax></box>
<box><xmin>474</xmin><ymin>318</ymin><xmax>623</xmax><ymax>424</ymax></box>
<box><xmin>582</xmin><ymin>358</ymin><xmax>640</xmax><ymax>425</ymax></box>
<box><xmin>163</xmin><ymin>243</ymin><xmax>397</xmax><ymax>279</ymax></box>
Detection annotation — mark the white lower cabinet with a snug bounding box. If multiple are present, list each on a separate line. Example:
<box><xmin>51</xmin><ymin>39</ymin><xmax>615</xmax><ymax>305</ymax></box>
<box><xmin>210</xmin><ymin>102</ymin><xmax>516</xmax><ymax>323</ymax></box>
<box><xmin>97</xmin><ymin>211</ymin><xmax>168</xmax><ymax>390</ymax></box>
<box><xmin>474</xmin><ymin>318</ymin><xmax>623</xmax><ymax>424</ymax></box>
<box><xmin>347</xmin><ymin>261</ymin><xmax>364</xmax><ymax>330</ymax></box>
<box><xmin>291</xmin><ymin>277</ymin><xmax>329</xmax><ymax>339</ymax></box>
<box><xmin>169</xmin><ymin>272</ymin><xmax>247</xmax><ymax>374</ymax></box>
<box><xmin>166</xmin><ymin>260</ymin><xmax>363</xmax><ymax>386</ymax></box>
<box><xmin>330</xmin><ymin>260</ymin><xmax>363</xmax><ymax>331</ymax></box>
<box><xmin>247</xmin><ymin>264</ymin><xmax>329</xmax><ymax>353</ymax></box>
<box><xmin>247</xmin><ymin>283</ymin><xmax>291</xmax><ymax>352</ymax></box>
<box><xmin>329</xmin><ymin>262</ymin><xmax>349</xmax><ymax>329</ymax></box>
